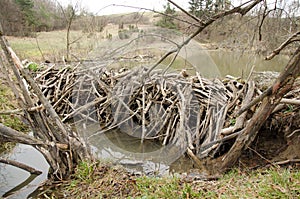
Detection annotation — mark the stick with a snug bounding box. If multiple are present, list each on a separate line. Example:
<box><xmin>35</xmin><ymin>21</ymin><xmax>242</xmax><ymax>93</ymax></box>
<box><xmin>273</xmin><ymin>159</ymin><xmax>300</xmax><ymax>165</ymax></box>
<box><xmin>187</xmin><ymin>147</ymin><xmax>202</xmax><ymax>167</ymax></box>
<box><xmin>280</xmin><ymin>98</ymin><xmax>300</xmax><ymax>105</ymax></box>
<box><xmin>265</xmin><ymin>31</ymin><xmax>300</xmax><ymax>60</ymax></box>
<box><xmin>0</xmin><ymin>159</ymin><xmax>42</xmax><ymax>175</ymax></box>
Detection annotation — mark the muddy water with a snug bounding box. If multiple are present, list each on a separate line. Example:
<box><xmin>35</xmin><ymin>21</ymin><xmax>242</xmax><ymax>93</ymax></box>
<box><xmin>84</xmin><ymin>129</ymin><xmax>197</xmax><ymax>176</ymax></box>
<box><xmin>208</xmin><ymin>50</ymin><xmax>288</xmax><ymax>77</ymax></box>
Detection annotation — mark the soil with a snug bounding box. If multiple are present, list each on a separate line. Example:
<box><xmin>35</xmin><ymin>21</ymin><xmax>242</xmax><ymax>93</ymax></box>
<box><xmin>239</xmin><ymin>103</ymin><xmax>300</xmax><ymax>169</ymax></box>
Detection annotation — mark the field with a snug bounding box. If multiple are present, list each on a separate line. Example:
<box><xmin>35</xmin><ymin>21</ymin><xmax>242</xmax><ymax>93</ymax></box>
<box><xmin>7</xmin><ymin>30</ymin><xmax>104</xmax><ymax>62</ymax></box>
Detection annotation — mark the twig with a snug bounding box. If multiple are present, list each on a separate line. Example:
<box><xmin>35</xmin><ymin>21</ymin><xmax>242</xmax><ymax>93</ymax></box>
<box><xmin>280</xmin><ymin>98</ymin><xmax>300</xmax><ymax>105</ymax></box>
<box><xmin>167</xmin><ymin>0</ymin><xmax>202</xmax><ymax>23</ymax></box>
<box><xmin>273</xmin><ymin>159</ymin><xmax>300</xmax><ymax>165</ymax></box>
<box><xmin>265</xmin><ymin>31</ymin><xmax>300</xmax><ymax>60</ymax></box>
<box><xmin>248</xmin><ymin>147</ymin><xmax>277</xmax><ymax>166</ymax></box>
<box><xmin>187</xmin><ymin>147</ymin><xmax>202</xmax><ymax>167</ymax></box>
<box><xmin>287</xmin><ymin>129</ymin><xmax>300</xmax><ymax>138</ymax></box>
<box><xmin>236</xmin><ymin>87</ymin><xmax>272</xmax><ymax>116</ymax></box>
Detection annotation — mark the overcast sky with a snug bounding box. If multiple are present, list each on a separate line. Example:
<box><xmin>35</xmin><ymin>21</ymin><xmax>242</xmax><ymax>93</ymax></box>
<box><xmin>57</xmin><ymin>0</ymin><xmax>297</xmax><ymax>16</ymax></box>
<box><xmin>57</xmin><ymin>0</ymin><xmax>190</xmax><ymax>15</ymax></box>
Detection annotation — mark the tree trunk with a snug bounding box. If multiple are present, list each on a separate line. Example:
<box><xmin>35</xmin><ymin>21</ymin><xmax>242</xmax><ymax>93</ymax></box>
<box><xmin>221</xmin><ymin>46</ymin><xmax>300</xmax><ymax>171</ymax></box>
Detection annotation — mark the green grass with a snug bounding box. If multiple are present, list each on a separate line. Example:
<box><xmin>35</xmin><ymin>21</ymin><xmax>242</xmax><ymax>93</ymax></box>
<box><xmin>38</xmin><ymin>161</ymin><xmax>300</xmax><ymax>199</ymax></box>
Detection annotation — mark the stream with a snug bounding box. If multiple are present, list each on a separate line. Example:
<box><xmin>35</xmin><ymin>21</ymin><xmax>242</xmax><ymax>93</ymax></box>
<box><xmin>0</xmin><ymin>50</ymin><xmax>289</xmax><ymax>198</ymax></box>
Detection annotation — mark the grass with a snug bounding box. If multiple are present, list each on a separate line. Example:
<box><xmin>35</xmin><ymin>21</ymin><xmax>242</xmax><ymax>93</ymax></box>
<box><xmin>0</xmin><ymin>80</ymin><xmax>28</xmax><ymax>153</ymax></box>
<box><xmin>0</xmin><ymin>81</ymin><xmax>28</xmax><ymax>131</ymax></box>
<box><xmin>7</xmin><ymin>30</ymin><xmax>103</xmax><ymax>62</ymax></box>
<box><xmin>38</xmin><ymin>160</ymin><xmax>300</xmax><ymax>199</ymax></box>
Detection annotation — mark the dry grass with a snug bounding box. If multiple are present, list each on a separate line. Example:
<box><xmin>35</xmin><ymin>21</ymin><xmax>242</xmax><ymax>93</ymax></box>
<box><xmin>6</xmin><ymin>30</ymin><xmax>103</xmax><ymax>62</ymax></box>
<box><xmin>37</xmin><ymin>160</ymin><xmax>300</xmax><ymax>199</ymax></box>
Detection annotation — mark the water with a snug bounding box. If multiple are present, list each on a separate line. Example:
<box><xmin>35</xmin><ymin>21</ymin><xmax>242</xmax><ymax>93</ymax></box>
<box><xmin>209</xmin><ymin>50</ymin><xmax>288</xmax><ymax>78</ymax></box>
<box><xmin>85</xmin><ymin>129</ymin><xmax>197</xmax><ymax>176</ymax></box>
<box><xmin>0</xmin><ymin>144</ymin><xmax>49</xmax><ymax>199</ymax></box>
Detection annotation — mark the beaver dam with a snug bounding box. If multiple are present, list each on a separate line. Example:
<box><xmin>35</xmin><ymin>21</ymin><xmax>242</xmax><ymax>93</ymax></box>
<box><xmin>30</xmin><ymin>63</ymin><xmax>300</xmax><ymax>172</ymax></box>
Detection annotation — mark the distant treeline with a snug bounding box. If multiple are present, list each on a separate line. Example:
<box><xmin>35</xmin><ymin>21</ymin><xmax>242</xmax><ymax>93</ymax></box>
<box><xmin>0</xmin><ymin>0</ymin><xmax>107</xmax><ymax>36</ymax></box>
<box><xmin>0</xmin><ymin>0</ymin><xmax>153</xmax><ymax>37</ymax></box>
<box><xmin>1</xmin><ymin>0</ymin><xmax>63</xmax><ymax>35</ymax></box>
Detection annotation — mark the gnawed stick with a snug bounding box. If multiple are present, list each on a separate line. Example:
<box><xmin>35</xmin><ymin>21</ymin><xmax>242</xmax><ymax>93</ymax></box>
<box><xmin>280</xmin><ymin>98</ymin><xmax>300</xmax><ymax>105</ymax></box>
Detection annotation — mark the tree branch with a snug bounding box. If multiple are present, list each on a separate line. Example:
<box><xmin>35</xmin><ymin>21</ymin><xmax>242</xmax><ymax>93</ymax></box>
<box><xmin>0</xmin><ymin>123</ymin><xmax>44</xmax><ymax>145</ymax></box>
<box><xmin>0</xmin><ymin>159</ymin><xmax>42</xmax><ymax>175</ymax></box>
<box><xmin>146</xmin><ymin>0</ymin><xmax>263</xmax><ymax>75</ymax></box>
<box><xmin>221</xmin><ymin>46</ymin><xmax>300</xmax><ymax>171</ymax></box>
<box><xmin>265</xmin><ymin>31</ymin><xmax>300</xmax><ymax>60</ymax></box>
<box><xmin>167</xmin><ymin>0</ymin><xmax>202</xmax><ymax>23</ymax></box>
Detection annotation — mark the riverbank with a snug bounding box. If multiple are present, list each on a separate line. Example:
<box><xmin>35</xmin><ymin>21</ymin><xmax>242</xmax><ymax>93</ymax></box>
<box><xmin>37</xmin><ymin>160</ymin><xmax>300</xmax><ymax>198</ymax></box>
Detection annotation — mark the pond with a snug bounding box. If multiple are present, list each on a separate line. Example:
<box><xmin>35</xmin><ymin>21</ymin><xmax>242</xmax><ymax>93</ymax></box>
<box><xmin>209</xmin><ymin>50</ymin><xmax>288</xmax><ymax>78</ymax></box>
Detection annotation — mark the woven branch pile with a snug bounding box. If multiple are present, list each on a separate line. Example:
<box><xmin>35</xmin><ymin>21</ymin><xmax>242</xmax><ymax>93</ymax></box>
<box><xmin>33</xmin><ymin>64</ymin><xmax>293</xmax><ymax>160</ymax></box>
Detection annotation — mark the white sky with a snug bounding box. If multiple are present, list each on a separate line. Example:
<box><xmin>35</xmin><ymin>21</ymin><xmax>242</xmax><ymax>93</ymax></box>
<box><xmin>58</xmin><ymin>0</ymin><xmax>298</xmax><ymax>16</ymax></box>
<box><xmin>58</xmin><ymin>0</ymin><xmax>190</xmax><ymax>15</ymax></box>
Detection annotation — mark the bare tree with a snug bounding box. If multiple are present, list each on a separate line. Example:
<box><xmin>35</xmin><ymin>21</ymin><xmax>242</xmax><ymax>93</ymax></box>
<box><xmin>55</xmin><ymin>0</ymin><xmax>81</xmax><ymax>61</ymax></box>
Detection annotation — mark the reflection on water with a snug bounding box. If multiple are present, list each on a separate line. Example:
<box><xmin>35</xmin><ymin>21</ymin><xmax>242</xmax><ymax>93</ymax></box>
<box><xmin>208</xmin><ymin>50</ymin><xmax>289</xmax><ymax>78</ymax></box>
<box><xmin>0</xmin><ymin>144</ymin><xmax>49</xmax><ymax>199</ymax></box>
<box><xmin>83</xmin><ymin>128</ymin><xmax>196</xmax><ymax>176</ymax></box>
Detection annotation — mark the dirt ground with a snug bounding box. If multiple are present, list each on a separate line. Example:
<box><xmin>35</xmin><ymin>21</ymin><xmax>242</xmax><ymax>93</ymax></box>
<box><xmin>238</xmin><ymin>107</ymin><xmax>300</xmax><ymax>169</ymax></box>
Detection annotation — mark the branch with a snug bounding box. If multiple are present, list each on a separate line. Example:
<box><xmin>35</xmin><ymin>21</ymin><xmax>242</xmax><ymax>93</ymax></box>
<box><xmin>109</xmin><ymin>4</ymin><xmax>199</xmax><ymax>27</ymax></box>
<box><xmin>146</xmin><ymin>0</ymin><xmax>263</xmax><ymax>74</ymax></box>
<box><xmin>236</xmin><ymin>87</ymin><xmax>272</xmax><ymax>116</ymax></box>
<box><xmin>258</xmin><ymin>0</ymin><xmax>277</xmax><ymax>41</ymax></box>
<box><xmin>0</xmin><ymin>123</ymin><xmax>44</xmax><ymax>145</ymax></box>
<box><xmin>0</xmin><ymin>159</ymin><xmax>42</xmax><ymax>175</ymax></box>
<box><xmin>280</xmin><ymin>98</ymin><xmax>300</xmax><ymax>105</ymax></box>
<box><xmin>167</xmin><ymin>0</ymin><xmax>202</xmax><ymax>23</ymax></box>
<box><xmin>273</xmin><ymin>159</ymin><xmax>300</xmax><ymax>165</ymax></box>
<box><xmin>0</xmin><ymin>105</ymin><xmax>44</xmax><ymax>115</ymax></box>
<box><xmin>265</xmin><ymin>31</ymin><xmax>300</xmax><ymax>60</ymax></box>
